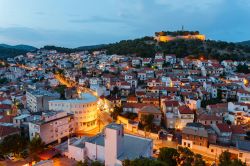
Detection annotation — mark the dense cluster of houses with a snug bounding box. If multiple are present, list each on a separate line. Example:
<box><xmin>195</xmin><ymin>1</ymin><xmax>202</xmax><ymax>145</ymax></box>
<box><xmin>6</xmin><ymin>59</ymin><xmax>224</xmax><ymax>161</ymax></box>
<box><xmin>1</xmin><ymin>49</ymin><xmax>250</xmax><ymax>164</ymax></box>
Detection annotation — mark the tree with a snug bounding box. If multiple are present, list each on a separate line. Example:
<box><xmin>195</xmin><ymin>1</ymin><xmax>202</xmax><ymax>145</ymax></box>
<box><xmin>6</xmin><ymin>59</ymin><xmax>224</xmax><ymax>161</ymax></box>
<box><xmin>231</xmin><ymin>159</ymin><xmax>246</xmax><ymax>166</ymax></box>
<box><xmin>81</xmin><ymin>67</ymin><xmax>87</xmax><ymax>74</ymax></box>
<box><xmin>219</xmin><ymin>151</ymin><xmax>246</xmax><ymax>166</ymax></box>
<box><xmin>76</xmin><ymin>160</ymin><xmax>88</xmax><ymax>166</ymax></box>
<box><xmin>0</xmin><ymin>134</ymin><xmax>27</xmax><ymax>156</ymax></box>
<box><xmin>158</xmin><ymin>148</ymin><xmax>179</xmax><ymax>166</ymax></box>
<box><xmin>76</xmin><ymin>161</ymin><xmax>84</xmax><ymax>166</ymax></box>
<box><xmin>236</xmin><ymin>64</ymin><xmax>250</xmax><ymax>74</ymax></box>
<box><xmin>141</xmin><ymin>114</ymin><xmax>154</xmax><ymax>131</ymax></box>
<box><xmin>28</xmin><ymin>137</ymin><xmax>45</xmax><ymax>161</ymax></box>
<box><xmin>177</xmin><ymin>146</ymin><xmax>194</xmax><ymax>166</ymax></box>
<box><xmin>112</xmin><ymin>86</ymin><xmax>119</xmax><ymax>96</ymax></box>
<box><xmin>193</xmin><ymin>154</ymin><xmax>206</xmax><ymax>166</ymax></box>
<box><xmin>91</xmin><ymin>160</ymin><xmax>104</xmax><ymax>166</ymax></box>
<box><xmin>141</xmin><ymin>114</ymin><xmax>154</xmax><ymax>127</ymax></box>
<box><xmin>110</xmin><ymin>106</ymin><xmax>123</xmax><ymax>120</ymax></box>
<box><xmin>122</xmin><ymin>157</ymin><xmax>168</xmax><ymax>166</ymax></box>
<box><xmin>55</xmin><ymin>85</ymin><xmax>67</xmax><ymax>99</ymax></box>
<box><xmin>0</xmin><ymin>78</ymin><xmax>8</xmax><ymax>84</ymax></box>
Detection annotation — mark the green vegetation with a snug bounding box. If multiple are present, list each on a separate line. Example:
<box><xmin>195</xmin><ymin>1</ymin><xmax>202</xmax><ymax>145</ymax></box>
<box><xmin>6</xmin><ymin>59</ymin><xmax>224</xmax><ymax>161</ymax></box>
<box><xmin>123</xmin><ymin>158</ymin><xmax>167</xmax><ymax>166</ymax></box>
<box><xmin>0</xmin><ymin>78</ymin><xmax>8</xmax><ymax>84</ymax></box>
<box><xmin>55</xmin><ymin>85</ymin><xmax>67</xmax><ymax>99</ymax></box>
<box><xmin>2</xmin><ymin>31</ymin><xmax>250</xmax><ymax>61</ymax></box>
<box><xmin>110</xmin><ymin>106</ymin><xmax>123</xmax><ymax>120</ymax></box>
<box><xmin>28</xmin><ymin>136</ymin><xmax>45</xmax><ymax>161</ymax></box>
<box><xmin>158</xmin><ymin>148</ymin><xmax>179</xmax><ymax>166</ymax></box>
<box><xmin>140</xmin><ymin>114</ymin><xmax>154</xmax><ymax>129</ymax></box>
<box><xmin>123</xmin><ymin>147</ymin><xmax>206</xmax><ymax>166</ymax></box>
<box><xmin>42</xmin><ymin>44</ymin><xmax>105</xmax><ymax>54</ymax></box>
<box><xmin>0</xmin><ymin>134</ymin><xmax>27</xmax><ymax>156</ymax></box>
<box><xmin>219</xmin><ymin>151</ymin><xmax>246</xmax><ymax>166</ymax></box>
<box><xmin>104</xmin><ymin>37</ymin><xmax>250</xmax><ymax>61</ymax></box>
<box><xmin>105</xmin><ymin>37</ymin><xmax>156</xmax><ymax>58</ymax></box>
<box><xmin>0</xmin><ymin>46</ymin><xmax>31</xmax><ymax>60</ymax></box>
<box><xmin>236</xmin><ymin>64</ymin><xmax>250</xmax><ymax>74</ymax></box>
<box><xmin>77</xmin><ymin>160</ymin><xmax>104</xmax><ymax>166</ymax></box>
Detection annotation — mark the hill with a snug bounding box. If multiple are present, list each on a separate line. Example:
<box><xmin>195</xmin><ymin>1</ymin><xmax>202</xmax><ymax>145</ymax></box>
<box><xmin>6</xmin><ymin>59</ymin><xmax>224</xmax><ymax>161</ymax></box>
<box><xmin>103</xmin><ymin>38</ymin><xmax>250</xmax><ymax>61</ymax></box>
<box><xmin>0</xmin><ymin>44</ymin><xmax>37</xmax><ymax>51</ymax></box>
<box><xmin>0</xmin><ymin>44</ymin><xmax>37</xmax><ymax>59</ymax></box>
<box><xmin>42</xmin><ymin>37</ymin><xmax>250</xmax><ymax>61</ymax></box>
<box><xmin>0</xmin><ymin>46</ymin><xmax>28</xmax><ymax>59</ymax></box>
<box><xmin>238</xmin><ymin>40</ymin><xmax>250</xmax><ymax>47</ymax></box>
<box><xmin>42</xmin><ymin>44</ymin><xmax>105</xmax><ymax>54</ymax></box>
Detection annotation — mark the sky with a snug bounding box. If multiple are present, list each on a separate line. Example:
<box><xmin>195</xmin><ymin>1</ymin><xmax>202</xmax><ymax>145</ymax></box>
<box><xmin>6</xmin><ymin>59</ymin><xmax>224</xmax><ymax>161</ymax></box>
<box><xmin>0</xmin><ymin>0</ymin><xmax>250</xmax><ymax>48</ymax></box>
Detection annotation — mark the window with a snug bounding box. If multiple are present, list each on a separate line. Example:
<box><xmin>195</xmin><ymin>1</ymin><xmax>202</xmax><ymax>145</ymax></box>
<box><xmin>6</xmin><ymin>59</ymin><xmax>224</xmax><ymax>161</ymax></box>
<box><xmin>184</xmin><ymin>142</ymin><xmax>186</xmax><ymax>146</ymax></box>
<box><xmin>188</xmin><ymin>143</ymin><xmax>190</xmax><ymax>147</ymax></box>
<box><xmin>211</xmin><ymin>149</ymin><xmax>214</xmax><ymax>153</ymax></box>
<box><xmin>239</xmin><ymin>153</ymin><xmax>243</xmax><ymax>158</ymax></box>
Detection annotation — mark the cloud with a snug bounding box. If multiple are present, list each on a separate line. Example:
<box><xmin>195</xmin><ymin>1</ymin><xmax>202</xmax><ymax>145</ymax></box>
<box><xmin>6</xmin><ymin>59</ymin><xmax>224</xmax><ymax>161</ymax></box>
<box><xmin>70</xmin><ymin>16</ymin><xmax>124</xmax><ymax>23</ymax></box>
<box><xmin>154</xmin><ymin>0</ymin><xmax>225</xmax><ymax>11</ymax></box>
<box><xmin>0</xmin><ymin>26</ymin><xmax>134</xmax><ymax>48</ymax></box>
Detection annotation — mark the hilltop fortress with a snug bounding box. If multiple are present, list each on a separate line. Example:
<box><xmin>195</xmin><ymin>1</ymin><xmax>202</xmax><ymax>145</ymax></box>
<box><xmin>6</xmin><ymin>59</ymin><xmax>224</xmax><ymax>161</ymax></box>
<box><xmin>155</xmin><ymin>30</ymin><xmax>206</xmax><ymax>42</ymax></box>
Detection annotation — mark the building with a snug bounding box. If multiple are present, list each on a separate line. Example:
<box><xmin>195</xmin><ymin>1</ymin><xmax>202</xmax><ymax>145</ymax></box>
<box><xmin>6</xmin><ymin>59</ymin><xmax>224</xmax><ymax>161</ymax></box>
<box><xmin>155</xmin><ymin>31</ymin><xmax>206</xmax><ymax>42</ymax></box>
<box><xmin>49</xmin><ymin>93</ymin><xmax>98</xmax><ymax>133</ymax></box>
<box><xmin>29</xmin><ymin>111</ymin><xmax>74</xmax><ymax>144</ymax></box>
<box><xmin>0</xmin><ymin>125</ymin><xmax>20</xmax><ymax>142</ymax></box>
<box><xmin>26</xmin><ymin>89</ymin><xmax>60</xmax><ymax>112</ymax></box>
<box><xmin>197</xmin><ymin>114</ymin><xmax>223</xmax><ymax>126</ymax></box>
<box><xmin>138</xmin><ymin>105</ymin><xmax>162</xmax><ymax>126</ymax></box>
<box><xmin>182</xmin><ymin>123</ymin><xmax>209</xmax><ymax>149</ymax></box>
<box><xmin>176</xmin><ymin>105</ymin><xmax>194</xmax><ymax>130</ymax></box>
<box><xmin>211</xmin><ymin>123</ymin><xmax>246</xmax><ymax>145</ymax></box>
<box><xmin>65</xmin><ymin>123</ymin><xmax>152</xmax><ymax>166</ymax></box>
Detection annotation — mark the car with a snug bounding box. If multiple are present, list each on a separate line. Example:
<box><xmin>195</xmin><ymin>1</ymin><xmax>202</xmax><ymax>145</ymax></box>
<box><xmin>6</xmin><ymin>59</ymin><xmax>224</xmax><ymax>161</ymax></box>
<box><xmin>7</xmin><ymin>153</ymin><xmax>15</xmax><ymax>160</ymax></box>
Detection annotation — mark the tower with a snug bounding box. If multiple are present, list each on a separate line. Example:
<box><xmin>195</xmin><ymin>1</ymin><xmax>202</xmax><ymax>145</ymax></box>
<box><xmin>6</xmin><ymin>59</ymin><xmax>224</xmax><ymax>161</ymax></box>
<box><xmin>104</xmin><ymin>123</ymin><xmax>124</xmax><ymax>166</ymax></box>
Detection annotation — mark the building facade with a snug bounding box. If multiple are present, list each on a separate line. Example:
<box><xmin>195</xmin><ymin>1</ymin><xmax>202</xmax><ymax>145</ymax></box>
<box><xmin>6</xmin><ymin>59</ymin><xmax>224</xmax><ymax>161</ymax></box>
<box><xmin>29</xmin><ymin>111</ymin><xmax>74</xmax><ymax>144</ymax></box>
<box><xmin>26</xmin><ymin>89</ymin><xmax>60</xmax><ymax>112</ymax></box>
<box><xmin>49</xmin><ymin>93</ymin><xmax>98</xmax><ymax>133</ymax></box>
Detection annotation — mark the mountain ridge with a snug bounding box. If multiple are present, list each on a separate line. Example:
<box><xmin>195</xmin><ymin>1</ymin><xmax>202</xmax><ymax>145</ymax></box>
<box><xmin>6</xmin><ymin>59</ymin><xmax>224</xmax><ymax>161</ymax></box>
<box><xmin>0</xmin><ymin>44</ymin><xmax>37</xmax><ymax>51</ymax></box>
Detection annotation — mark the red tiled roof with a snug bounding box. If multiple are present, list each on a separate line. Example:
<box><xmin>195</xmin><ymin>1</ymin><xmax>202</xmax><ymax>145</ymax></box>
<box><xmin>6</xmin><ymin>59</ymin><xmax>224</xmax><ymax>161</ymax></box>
<box><xmin>216</xmin><ymin>124</ymin><xmax>231</xmax><ymax>133</ymax></box>
<box><xmin>178</xmin><ymin>105</ymin><xmax>194</xmax><ymax>114</ymax></box>
<box><xmin>198</xmin><ymin>114</ymin><xmax>222</xmax><ymax>121</ymax></box>
<box><xmin>0</xmin><ymin>104</ymin><xmax>11</xmax><ymax>109</ymax></box>
<box><xmin>124</xmin><ymin>103</ymin><xmax>154</xmax><ymax>109</ymax></box>
<box><xmin>208</xmin><ymin>103</ymin><xmax>228</xmax><ymax>109</ymax></box>
<box><xmin>0</xmin><ymin>126</ymin><xmax>20</xmax><ymax>137</ymax></box>
<box><xmin>164</xmin><ymin>100</ymin><xmax>179</xmax><ymax>107</ymax></box>
<box><xmin>142</xmin><ymin>97</ymin><xmax>159</xmax><ymax>102</ymax></box>
<box><xmin>231</xmin><ymin>125</ymin><xmax>246</xmax><ymax>135</ymax></box>
<box><xmin>127</xmin><ymin>96</ymin><xmax>137</xmax><ymax>101</ymax></box>
<box><xmin>0</xmin><ymin>115</ymin><xmax>14</xmax><ymax>123</ymax></box>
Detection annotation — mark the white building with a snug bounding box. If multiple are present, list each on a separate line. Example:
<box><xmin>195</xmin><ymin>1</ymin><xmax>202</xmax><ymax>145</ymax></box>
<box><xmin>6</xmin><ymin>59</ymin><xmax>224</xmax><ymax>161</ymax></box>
<box><xmin>49</xmin><ymin>93</ymin><xmax>98</xmax><ymax>133</ymax></box>
<box><xmin>29</xmin><ymin>111</ymin><xmax>74</xmax><ymax>144</ymax></box>
<box><xmin>65</xmin><ymin>123</ymin><xmax>152</xmax><ymax>166</ymax></box>
<box><xmin>26</xmin><ymin>89</ymin><xmax>60</xmax><ymax>112</ymax></box>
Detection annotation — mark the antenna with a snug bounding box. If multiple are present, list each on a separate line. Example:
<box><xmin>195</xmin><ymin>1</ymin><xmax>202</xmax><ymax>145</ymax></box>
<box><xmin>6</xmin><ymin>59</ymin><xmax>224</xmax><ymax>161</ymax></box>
<box><xmin>182</xmin><ymin>25</ymin><xmax>184</xmax><ymax>31</ymax></box>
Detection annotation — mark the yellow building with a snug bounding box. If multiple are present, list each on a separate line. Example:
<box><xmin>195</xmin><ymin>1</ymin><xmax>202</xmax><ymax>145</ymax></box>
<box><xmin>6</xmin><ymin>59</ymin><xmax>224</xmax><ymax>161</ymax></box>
<box><xmin>155</xmin><ymin>33</ymin><xmax>206</xmax><ymax>42</ymax></box>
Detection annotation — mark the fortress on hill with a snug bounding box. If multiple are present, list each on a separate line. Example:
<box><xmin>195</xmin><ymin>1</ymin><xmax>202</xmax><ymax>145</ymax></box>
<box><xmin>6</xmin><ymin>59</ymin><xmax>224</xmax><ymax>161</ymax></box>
<box><xmin>154</xmin><ymin>29</ymin><xmax>206</xmax><ymax>42</ymax></box>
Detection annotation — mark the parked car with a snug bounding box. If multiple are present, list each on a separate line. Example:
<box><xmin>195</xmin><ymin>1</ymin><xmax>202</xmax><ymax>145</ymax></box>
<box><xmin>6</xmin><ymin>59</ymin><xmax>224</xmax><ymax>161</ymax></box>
<box><xmin>7</xmin><ymin>153</ymin><xmax>15</xmax><ymax>160</ymax></box>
